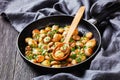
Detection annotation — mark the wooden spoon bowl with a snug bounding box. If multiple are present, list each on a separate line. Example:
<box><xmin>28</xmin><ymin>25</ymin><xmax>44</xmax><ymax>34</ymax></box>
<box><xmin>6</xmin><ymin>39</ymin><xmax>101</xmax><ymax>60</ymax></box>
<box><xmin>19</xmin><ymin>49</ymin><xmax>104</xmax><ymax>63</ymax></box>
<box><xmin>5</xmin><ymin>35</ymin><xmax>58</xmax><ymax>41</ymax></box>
<box><xmin>52</xmin><ymin>43</ymin><xmax>70</xmax><ymax>61</ymax></box>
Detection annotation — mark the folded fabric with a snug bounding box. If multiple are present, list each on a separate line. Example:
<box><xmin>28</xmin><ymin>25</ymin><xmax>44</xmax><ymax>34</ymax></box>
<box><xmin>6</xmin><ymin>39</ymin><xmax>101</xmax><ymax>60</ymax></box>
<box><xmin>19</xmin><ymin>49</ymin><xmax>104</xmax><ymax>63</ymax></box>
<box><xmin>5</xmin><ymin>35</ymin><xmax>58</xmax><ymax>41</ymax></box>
<box><xmin>1</xmin><ymin>0</ymin><xmax>120</xmax><ymax>80</ymax></box>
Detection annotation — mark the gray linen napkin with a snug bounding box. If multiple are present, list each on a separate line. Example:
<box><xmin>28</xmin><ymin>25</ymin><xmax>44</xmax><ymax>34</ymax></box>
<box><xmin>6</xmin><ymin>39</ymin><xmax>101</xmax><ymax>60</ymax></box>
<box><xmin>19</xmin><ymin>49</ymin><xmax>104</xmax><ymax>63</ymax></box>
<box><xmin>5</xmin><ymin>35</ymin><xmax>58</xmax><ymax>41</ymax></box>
<box><xmin>1</xmin><ymin>0</ymin><xmax>120</xmax><ymax>80</ymax></box>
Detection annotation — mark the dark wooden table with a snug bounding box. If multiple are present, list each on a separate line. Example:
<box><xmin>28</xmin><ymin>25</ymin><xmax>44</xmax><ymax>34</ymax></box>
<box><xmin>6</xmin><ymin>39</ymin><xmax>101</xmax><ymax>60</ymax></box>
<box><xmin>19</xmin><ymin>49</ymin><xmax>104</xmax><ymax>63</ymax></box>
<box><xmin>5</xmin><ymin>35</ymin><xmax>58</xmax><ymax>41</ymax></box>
<box><xmin>0</xmin><ymin>16</ymin><xmax>40</xmax><ymax>80</ymax></box>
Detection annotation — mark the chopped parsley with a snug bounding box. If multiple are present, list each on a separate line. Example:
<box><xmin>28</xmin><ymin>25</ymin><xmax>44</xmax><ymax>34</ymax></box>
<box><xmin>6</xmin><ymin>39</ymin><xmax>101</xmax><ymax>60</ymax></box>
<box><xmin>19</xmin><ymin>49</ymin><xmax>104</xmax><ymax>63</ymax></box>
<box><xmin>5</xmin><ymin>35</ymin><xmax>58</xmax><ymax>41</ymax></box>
<box><xmin>70</xmin><ymin>54</ymin><xmax>76</xmax><ymax>59</ymax></box>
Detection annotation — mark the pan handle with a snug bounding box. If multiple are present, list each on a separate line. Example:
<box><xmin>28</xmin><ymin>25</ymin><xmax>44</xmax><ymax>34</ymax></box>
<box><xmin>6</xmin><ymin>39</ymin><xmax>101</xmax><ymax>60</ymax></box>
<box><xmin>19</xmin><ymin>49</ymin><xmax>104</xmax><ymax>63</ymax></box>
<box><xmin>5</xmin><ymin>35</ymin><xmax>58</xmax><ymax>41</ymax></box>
<box><xmin>88</xmin><ymin>1</ymin><xmax>120</xmax><ymax>25</ymax></box>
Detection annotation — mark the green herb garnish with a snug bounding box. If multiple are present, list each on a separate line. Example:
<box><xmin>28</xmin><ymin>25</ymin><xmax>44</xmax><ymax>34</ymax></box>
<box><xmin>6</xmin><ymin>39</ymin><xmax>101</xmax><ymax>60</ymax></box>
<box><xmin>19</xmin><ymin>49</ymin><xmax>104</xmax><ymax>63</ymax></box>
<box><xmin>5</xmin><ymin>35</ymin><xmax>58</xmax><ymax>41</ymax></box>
<box><xmin>71</xmin><ymin>47</ymin><xmax>76</xmax><ymax>51</ymax></box>
<box><xmin>70</xmin><ymin>38</ymin><xmax>74</xmax><ymax>42</ymax></box>
<box><xmin>26</xmin><ymin>54</ymin><xmax>33</xmax><ymax>60</ymax></box>
<box><xmin>70</xmin><ymin>54</ymin><xmax>76</xmax><ymax>59</ymax></box>
<box><xmin>76</xmin><ymin>57</ymin><xmax>81</xmax><ymax>63</ymax></box>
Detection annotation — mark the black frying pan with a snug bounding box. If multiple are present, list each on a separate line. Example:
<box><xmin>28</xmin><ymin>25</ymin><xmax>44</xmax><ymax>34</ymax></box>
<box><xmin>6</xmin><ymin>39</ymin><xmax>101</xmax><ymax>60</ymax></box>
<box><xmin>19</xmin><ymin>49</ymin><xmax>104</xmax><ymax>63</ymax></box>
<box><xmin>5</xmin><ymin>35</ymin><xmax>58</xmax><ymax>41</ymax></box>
<box><xmin>17</xmin><ymin>15</ymin><xmax>101</xmax><ymax>73</ymax></box>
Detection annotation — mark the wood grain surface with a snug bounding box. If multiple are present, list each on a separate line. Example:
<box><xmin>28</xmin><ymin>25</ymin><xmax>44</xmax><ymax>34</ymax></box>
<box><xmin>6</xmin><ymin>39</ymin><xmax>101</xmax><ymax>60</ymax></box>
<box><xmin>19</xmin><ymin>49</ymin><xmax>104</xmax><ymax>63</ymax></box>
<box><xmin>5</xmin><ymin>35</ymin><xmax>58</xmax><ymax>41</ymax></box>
<box><xmin>0</xmin><ymin>16</ymin><xmax>39</xmax><ymax>80</ymax></box>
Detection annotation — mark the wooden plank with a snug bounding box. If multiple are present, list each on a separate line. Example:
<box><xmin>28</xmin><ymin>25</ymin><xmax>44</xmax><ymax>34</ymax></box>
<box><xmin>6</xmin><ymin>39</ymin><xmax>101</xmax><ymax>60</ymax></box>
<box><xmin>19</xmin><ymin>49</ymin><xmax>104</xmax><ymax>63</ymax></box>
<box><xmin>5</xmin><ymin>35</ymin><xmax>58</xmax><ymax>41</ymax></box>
<box><xmin>0</xmin><ymin>16</ymin><xmax>18</xmax><ymax>80</ymax></box>
<box><xmin>13</xmin><ymin>51</ymin><xmax>39</xmax><ymax>80</ymax></box>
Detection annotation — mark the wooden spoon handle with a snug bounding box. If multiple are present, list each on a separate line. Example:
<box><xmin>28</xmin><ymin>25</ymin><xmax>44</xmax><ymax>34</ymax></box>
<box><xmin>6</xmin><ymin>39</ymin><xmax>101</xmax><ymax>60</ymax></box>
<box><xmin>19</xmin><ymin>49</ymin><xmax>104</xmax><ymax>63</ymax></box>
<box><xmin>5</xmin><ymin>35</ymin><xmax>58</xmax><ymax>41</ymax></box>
<box><xmin>64</xmin><ymin>6</ymin><xmax>85</xmax><ymax>43</ymax></box>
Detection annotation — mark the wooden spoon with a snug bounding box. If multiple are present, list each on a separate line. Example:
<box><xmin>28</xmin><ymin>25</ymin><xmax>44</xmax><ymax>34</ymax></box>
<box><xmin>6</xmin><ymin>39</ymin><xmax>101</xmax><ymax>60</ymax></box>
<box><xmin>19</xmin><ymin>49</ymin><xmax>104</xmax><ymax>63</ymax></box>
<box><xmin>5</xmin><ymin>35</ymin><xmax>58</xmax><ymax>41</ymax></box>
<box><xmin>52</xmin><ymin>6</ymin><xmax>85</xmax><ymax>61</ymax></box>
